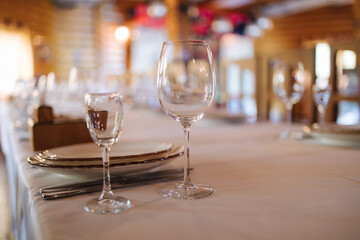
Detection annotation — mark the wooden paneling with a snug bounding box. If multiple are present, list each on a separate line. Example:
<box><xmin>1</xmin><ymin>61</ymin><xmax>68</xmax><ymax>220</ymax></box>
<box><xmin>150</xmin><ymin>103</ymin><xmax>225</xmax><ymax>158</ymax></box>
<box><xmin>53</xmin><ymin>5</ymin><xmax>97</xmax><ymax>81</ymax></box>
<box><xmin>1</xmin><ymin>1</ymin><xmax>126</xmax><ymax>83</ymax></box>
<box><xmin>0</xmin><ymin>0</ymin><xmax>55</xmax><ymax>75</ymax></box>
<box><xmin>95</xmin><ymin>3</ymin><xmax>127</xmax><ymax>82</ymax></box>
<box><xmin>256</xmin><ymin>5</ymin><xmax>354</xmax><ymax>55</ymax></box>
<box><xmin>255</xmin><ymin>4</ymin><xmax>357</xmax><ymax>123</ymax></box>
<box><xmin>164</xmin><ymin>0</ymin><xmax>180</xmax><ymax>40</ymax></box>
<box><xmin>353</xmin><ymin>0</ymin><xmax>360</xmax><ymax>39</ymax></box>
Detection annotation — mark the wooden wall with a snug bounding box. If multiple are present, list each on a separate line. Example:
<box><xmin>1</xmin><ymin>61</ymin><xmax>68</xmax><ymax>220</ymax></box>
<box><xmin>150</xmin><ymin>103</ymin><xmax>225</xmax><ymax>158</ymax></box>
<box><xmin>1</xmin><ymin>0</ymin><xmax>127</xmax><ymax>83</ymax></box>
<box><xmin>53</xmin><ymin>2</ymin><xmax>126</xmax><ymax>82</ymax></box>
<box><xmin>53</xmin><ymin>5</ymin><xmax>97</xmax><ymax>81</ymax></box>
<box><xmin>0</xmin><ymin>0</ymin><xmax>55</xmax><ymax>75</ymax></box>
<box><xmin>95</xmin><ymin>3</ymin><xmax>127</xmax><ymax>82</ymax></box>
<box><xmin>254</xmin><ymin>4</ymin><xmax>357</xmax><ymax>123</ymax></box>
<box><xmin>256</xmin><ymin>5</ymin><xmax>354</xmax><ymax>55</ymax></box>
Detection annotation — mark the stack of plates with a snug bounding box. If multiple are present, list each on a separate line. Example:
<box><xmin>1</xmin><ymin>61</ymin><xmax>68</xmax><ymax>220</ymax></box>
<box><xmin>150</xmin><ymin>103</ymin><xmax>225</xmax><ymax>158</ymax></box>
<box><xmin>28</xmin><ymin>141</ymin><xmax>184</xmax><ymax>177</ymax></box>
<box><xmin>205</xmin><ymin>108</ymin><xmax>248</xmax><ymax>123</ymax></box>
<box><xmin>308</xmin><ymin>123</ymin><xmax>360</xmax><ymax>147</ymax></box>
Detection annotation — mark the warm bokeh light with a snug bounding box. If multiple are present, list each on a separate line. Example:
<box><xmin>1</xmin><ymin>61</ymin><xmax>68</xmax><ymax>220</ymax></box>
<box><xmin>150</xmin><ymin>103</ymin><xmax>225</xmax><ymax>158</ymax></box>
<box><xmin>147</xmin><ymin>1</ymin><xmax>167</xmax><ymax>18</ymax></box>
<box><xmin>342</xmin><ymin>50</ymin><xmax>357</xmax><ymax>70</ymax></box>
<box><xmin>315</xmin><ymin>42</ymin><xmax>331</xmax><ymax>79</ymax></box>
<box><xmin>244</xmin><ymin>23</ymin><xmax>263</xmax><ymax>38</ymax></box>
<box><xmin>257</xmin><ymin>17</ymin><xmax>273</xmax><ymax>30</ymax></box>
<box><xmin>0</xmin><ymin>29</ymin><xmax>33</xmax><ymax>98</ymax></box>
<box><xmin>115</xmin><ymin>26</ymin><xmax>130</xmax><ymax>42</ymax></box>
<box><xmin>211</xmin><ymin>17</ymin><xmax>233</xmax><ymax>34</ymax></box>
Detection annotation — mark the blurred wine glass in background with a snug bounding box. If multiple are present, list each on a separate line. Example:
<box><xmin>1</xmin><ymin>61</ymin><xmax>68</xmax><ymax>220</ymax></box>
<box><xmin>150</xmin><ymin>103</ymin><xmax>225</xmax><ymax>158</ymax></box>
<box><xmin>313</xmin><ymin>78</ymin><xmax>332</xmax><ymax>126</ymax></box>
<box><xmin>273</xmin><ymin>62</ymin><xmax>305</xmax><ymax>139</ymax></box>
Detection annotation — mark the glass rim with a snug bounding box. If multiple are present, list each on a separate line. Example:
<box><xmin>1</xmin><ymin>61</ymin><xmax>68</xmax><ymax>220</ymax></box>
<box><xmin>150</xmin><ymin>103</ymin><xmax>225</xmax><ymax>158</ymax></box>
<box><xmin>85</xmin><ymin>92</ymin><xmax>123</xmax><ymax>97</ymax></box>
<box><xmin>163</xmin><ymin>40</ymin><xmax>209</xmax><ymax>46</ymax></box>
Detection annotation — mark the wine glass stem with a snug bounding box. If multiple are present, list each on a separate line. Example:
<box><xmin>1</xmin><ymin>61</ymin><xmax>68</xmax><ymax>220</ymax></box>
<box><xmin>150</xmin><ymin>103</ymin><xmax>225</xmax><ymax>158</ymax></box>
<box><xmin>319</xmin><ymin>112</ymin><xmax>325</xmax><ymax>125</ymax></box>
<box><xmin>183</xmin><ymin>127</ymin><xmax>191</xmax><ymax>186</ymax></box>
<box><xmin>101</xmin><ymin>146</ymin><xmax>113</xmax><ymax>199</ymax></box>
<box><xmin>318</xmin><ymin>106</ymin><xmax>325</xmax><ymax>125</ymax></box>
<box><xmin>286</xmin><ymin>103</ymin><xmax>292</xmax><ymax>133</ymax></box>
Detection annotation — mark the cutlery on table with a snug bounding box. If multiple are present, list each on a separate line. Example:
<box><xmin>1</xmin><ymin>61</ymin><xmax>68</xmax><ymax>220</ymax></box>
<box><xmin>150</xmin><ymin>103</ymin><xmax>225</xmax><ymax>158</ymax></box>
<box><xmin>40</xmin><ymin>168</ymin><xmax>191</xmax><ymax>200</ymax></box>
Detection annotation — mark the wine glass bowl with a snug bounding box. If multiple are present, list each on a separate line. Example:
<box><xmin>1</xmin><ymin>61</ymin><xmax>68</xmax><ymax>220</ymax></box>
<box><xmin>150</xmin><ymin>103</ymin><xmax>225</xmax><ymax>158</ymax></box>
<box><xmin>157</xmin><ymin>40</ymin><xmax>215</xmax><ymax>200</ymax></box>
<box><xmin>87</xmin><ymin>108</ymin><xmax>121</xmax><ymax>146</ymax></box>
<box><xmin>158</xmin><ymin>43</ymin><xmax>215</xmax><ymax>128</ymax></box>
<box><xmin>273</xmin><ymin>62</ymin><xmax>305</xmax><ymax>139</ymax></box>
<box><xmin>84</xmin><ymin>92</ymin><xmax>130</xmax><ymax>214</ymax></box>
<box><xmin>312</xmin><ymin>82</ymin><xmax>331</xmax><ymax>125</ymax></box>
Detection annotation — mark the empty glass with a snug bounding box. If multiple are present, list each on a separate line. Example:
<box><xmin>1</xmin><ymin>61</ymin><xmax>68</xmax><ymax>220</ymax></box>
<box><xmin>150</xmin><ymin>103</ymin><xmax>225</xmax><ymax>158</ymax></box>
<box><xmin>84</xmin><ymin>92</ymin><xmax>130</xmax><ymax>214</ymax></box>
<box><xmin>157</xmin><ymin>40</ymin><xmax>216</xmax><ymax>200</ymax></box>
<box><xmin>313</xmin><ymin>82</ymin><xmax>331</xmax><ymax>125</ymax></box>
<box><xmin>273</xmin><ymin>62</ymin><xmax>305</xmax><ymax>139</ymax></box>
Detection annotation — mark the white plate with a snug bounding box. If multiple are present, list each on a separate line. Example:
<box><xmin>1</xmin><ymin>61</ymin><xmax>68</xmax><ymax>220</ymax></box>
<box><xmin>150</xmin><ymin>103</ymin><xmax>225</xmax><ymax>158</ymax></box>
<box><xmin>32</xmin><ymin>145</ymin><xmax>180</xmax><ymax>166</ymax></box>
<box><xmin>205</xmin><ymin>109</ymin><xmax>248</xmax><ymax>123</ymax></box>
<box><xmin>310</xmin><ymin>123</ymin><xmax>360</xmax><ymax>147</ymax></box>
<box><xmin>28</xmin><ymin>145</ymin><xmax>183</xmax><ymax>178</ymax></box>
<box><xmin>39</xmin><ymin>141</ymin><xmax>173</xmax><ymax>161</ymax></box>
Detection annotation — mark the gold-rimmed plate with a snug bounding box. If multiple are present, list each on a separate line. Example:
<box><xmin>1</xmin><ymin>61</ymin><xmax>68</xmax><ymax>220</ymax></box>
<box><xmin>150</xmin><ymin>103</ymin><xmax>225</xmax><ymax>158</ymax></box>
<box><xmin>309</xmin><ymin>123</ymin><xmax>360</xmax><ymax>147</ymax></box>
<box><xmin>28</xmin><ymin>145</ymin><xmax>183</xmax><ymax>178</ymax></box>
<box><xmin>39</xmin><ymin>141</ymin><xmax>173</xmax><ymax>162</ymax></box>
<box><xmin>205</xmin><ymin>108</ymin><xmax>248</xmax><ymax>123</ymax></box>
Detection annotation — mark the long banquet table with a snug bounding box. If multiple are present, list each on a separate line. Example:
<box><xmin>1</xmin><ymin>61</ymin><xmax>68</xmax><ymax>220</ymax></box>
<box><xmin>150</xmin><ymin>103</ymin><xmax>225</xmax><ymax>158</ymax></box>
<box><xmin>1</xmin><ymin>102</ymin><xmax>360</xmax><ymax>240</ymax></box>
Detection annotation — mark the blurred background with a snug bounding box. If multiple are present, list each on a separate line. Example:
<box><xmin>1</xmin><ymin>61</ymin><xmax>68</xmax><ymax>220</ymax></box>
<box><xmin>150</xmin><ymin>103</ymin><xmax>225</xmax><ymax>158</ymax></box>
<box><xmin>0</xmin><ymin>0</ymin><xmax>359</xmax><ymax>125</ymax></box>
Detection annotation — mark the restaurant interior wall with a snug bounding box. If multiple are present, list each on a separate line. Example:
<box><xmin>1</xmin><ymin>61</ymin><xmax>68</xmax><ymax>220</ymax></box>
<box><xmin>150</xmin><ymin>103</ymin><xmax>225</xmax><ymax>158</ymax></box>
<box><xmin>1</xmin><ymin>0</ymin><xmax>360</xmax><ymax>124</ymax></box>
<box><xmin>0</xmin><ymin>0</ymin><xmax>54</xmax><ymax>95</ymax></box>
<box><xmin>329</xmin><ymin>41</ymin><xmax>360</xmax><ymax>125</ymax></box>
<box><xmin>53</xmin><ymin>1</ymin><xmax>127</xmax><ymax>88</ymax></box>
<box><xmin>254</xmin><ymin>3</ymin><xmax>359</xmax><ymax>124</ymax></box>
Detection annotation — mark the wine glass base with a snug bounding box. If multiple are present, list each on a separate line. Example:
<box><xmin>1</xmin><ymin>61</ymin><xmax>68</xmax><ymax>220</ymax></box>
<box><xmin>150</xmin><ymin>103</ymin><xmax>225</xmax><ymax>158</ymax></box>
<box><xmin>84</xmin><ymin>196</ymin><xmax>131</xmax><ymax>214</ymax></box>
<box><xmin>279</xmin><ymin>130</ymin><xmax>304</xmax><ymax>140</ymax></box>
<box><xmin>159</xmin><ymin>182</ymin><xmax>215</xmax><ymax>200</ymax></box>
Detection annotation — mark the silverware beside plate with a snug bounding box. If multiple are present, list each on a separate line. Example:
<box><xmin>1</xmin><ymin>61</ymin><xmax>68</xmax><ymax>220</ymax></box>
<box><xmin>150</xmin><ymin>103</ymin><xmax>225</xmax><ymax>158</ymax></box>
<box><xmin>40</xmin><ymin>168</ymin><xmax>190</xmax><ymax>200</ymax></box>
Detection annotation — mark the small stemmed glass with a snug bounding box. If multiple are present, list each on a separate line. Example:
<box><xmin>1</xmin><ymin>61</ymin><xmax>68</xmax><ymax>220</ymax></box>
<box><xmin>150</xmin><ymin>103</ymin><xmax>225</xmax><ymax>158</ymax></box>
<box><xmin>312</xmin><ymin>79</ymin><xmax>331</xmax><ymax>125</ymax></box>
<box><xmin>84</xmin><ymin>92</ymin><xmax>130</xmax><ymax>214</ymax></box>
<box><xmin>157</xmin><ymin>40</ymin><xmax>216</xmax><ymax>200</ymax></box>
<box><xmin>273</xmin><ymin>62</ymin><xmax>305</xmax><ymax>139</ymax></box>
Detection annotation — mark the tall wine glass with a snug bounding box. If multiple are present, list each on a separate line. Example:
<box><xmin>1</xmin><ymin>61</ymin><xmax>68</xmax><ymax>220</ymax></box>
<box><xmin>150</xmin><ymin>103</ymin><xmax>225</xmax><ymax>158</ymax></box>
<box><xmin>84</xmin><ymin>92</ymin><xmax>130</xmax><ymax>214</ymax></box>
<box><xmin>273</xmin><ymin>62</ymin><xmax>305</xmax><ymax>139</ymax></box>
<box><xmin>312</xmin><ymin>80</ymin><xmax>331</xmax><ymax>125</ymax></box>
<box><xmin>157</xmin><ymin>40</ymin><xmax>216</xmax><ymax>200</ymax></box>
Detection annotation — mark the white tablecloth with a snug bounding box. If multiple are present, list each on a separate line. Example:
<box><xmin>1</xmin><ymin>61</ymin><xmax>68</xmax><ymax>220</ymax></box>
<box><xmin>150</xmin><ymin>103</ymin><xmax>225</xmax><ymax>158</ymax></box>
<box><xmin>1</xmin><ymin>103</ymin><xmax>360</xmax><ymax>240</ymax></box>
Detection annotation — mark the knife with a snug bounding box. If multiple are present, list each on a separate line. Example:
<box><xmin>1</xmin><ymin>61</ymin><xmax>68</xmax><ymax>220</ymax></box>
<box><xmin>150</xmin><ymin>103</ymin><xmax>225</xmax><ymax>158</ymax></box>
<box><xmin>40</xmin><ymin>168</ymin><xmax>191</xmax><ymax>200</ymax></box>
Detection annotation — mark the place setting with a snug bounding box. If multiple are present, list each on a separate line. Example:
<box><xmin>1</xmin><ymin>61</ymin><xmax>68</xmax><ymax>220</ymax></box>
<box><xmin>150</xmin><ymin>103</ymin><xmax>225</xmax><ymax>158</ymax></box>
<box><xmin>304</xmin><ymin>79</ymin><xmax>360</xmax><ymax>148</ymax></box>
<box><xmin>272</xmin><ymin>60</ymin><xmax>306</xmax><ymax>140</ymax></box>
<box><xmin>26</xmin><ymin>92</ymin><xmax>184</xmax><ymax>213</ymax></box>
<box><xmin>303</xmin><ymin>123</ymin><xmax>360</xmax><ymax>148</ymax></box>
<box><xmin>26</xmin><ymin>40</ymin><xmax>217</xmax><ymax>214</ymax></box>
<box><xmin>3</xmin><ymin>0</ymin><xmax>360</xmax><ymax>238</ymax></box>
<box><xmin>271</xmin><ymin>63</ymin><xmax>360</xmax><ymax>148</ymax></box>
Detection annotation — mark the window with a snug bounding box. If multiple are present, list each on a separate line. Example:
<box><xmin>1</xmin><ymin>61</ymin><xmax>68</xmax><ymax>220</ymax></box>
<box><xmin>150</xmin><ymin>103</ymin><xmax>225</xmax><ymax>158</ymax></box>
<box><xmin>219</xmin><ymin>34</ymin><xmax>257</xmax><ymax>119</ymax></box>
<box><xmin>0</xmin><ymin>28</ymin><xmax>34</xmax><ymax>98</ymax></box>
<box><xmin>335</xmin><ymin>50</ymin><xmax>360</xmax><ymax>125</ymax></box>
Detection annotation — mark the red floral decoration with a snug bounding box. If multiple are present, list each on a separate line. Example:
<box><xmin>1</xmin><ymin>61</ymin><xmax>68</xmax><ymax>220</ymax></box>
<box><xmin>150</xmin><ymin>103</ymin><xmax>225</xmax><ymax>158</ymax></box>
<box><xmin>191</xmin><ymin>7</ymin><xmax>216</xmax><ymax>36</ymax></box>
<box><xmin>226</xmin><ymin>12</ymin><xmax>250</xmax><ymax>27</ymax></box>
<box><xmin>133</xmin><ymin>3</ymin><xmax>165</xmax><ymax>28</ymax></box>
<box><xmin>190</xmin><ymin>7</ymin><xmax>250</xmax><ymax>36</ymax></box>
